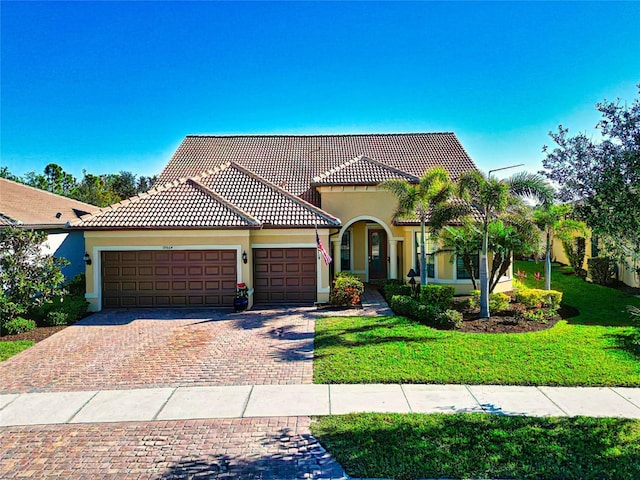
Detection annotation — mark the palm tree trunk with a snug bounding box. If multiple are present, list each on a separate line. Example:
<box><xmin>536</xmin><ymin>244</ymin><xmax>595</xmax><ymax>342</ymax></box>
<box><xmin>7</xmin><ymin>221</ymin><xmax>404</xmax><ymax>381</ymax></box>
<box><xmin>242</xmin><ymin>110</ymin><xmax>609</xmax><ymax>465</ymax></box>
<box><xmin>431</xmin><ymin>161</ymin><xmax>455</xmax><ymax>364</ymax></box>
<box><xmin>545</xmin><ymin>231</ymin><xmax>552</xmax><ymax>290</ymax></box>
<box><xmin>420</xmin><ymin>219</ymin><xmax>428</xmax><ymax>286</ymax></box>
<box><xmin>479</xmin><ymin>222</ymin><xmax>490</xmax><ymax>318</ymax></box>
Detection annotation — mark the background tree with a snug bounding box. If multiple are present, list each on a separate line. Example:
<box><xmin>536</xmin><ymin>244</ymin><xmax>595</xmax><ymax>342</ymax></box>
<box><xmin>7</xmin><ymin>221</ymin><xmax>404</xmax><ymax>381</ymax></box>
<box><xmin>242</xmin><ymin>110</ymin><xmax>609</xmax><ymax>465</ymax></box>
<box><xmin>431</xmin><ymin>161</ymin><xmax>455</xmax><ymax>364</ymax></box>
<box><xmin>542</xmin><ymin>86</ymin><xmax>640</xmax><ymax>268</ymax></box>
<box><xmin>457</xmin><ymin>171</ymin><xmax>553</xmax><ymax>318</ymax></box>
<box><xmin>382</xmin><ymin>167</ymin><xmax>464</xmax><ymax>285</ymax></box>
<box><xmin>0</xmin><ymin>227</ymin><xmax>67</xmax><ymax>327</ymax></box>
<box><xmin>533</xmin><ymin>203</ymin><xmax>588</xmax><ymax>290</ymax></box>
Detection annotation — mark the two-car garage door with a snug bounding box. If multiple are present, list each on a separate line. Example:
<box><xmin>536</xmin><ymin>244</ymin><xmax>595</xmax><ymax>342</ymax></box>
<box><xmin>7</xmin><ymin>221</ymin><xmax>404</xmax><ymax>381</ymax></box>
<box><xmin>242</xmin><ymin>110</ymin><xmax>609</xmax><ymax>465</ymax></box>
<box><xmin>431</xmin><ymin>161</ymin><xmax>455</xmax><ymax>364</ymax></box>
<box><xmin>101</xmin><ymin>250</ymin><xmax>237</xmax><ymax>308</ymax></box>
<box><xmin>101</xmin><ymin>247</ymin><xmax>318</xmax><ymax>308</ymax></box>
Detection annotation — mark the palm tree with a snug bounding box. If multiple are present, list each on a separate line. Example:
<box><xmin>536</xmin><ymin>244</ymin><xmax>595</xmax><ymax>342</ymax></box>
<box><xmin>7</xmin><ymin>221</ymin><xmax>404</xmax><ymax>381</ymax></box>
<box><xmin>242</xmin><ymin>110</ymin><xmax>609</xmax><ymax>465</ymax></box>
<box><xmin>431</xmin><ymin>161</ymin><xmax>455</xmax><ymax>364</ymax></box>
<box><xmin>533</xmin><ymin>203</ymin><xmax>588</xmax><ymax>290</ymax></box>
<box><xmin>457</xmin><ymin>171</ymin><xmax>554</xmax><ymax>318</ymax></box>
<box><xmin>381</xmin><ymin>167</ymin><xmax>464</xmax><ymax>285</ymax></box>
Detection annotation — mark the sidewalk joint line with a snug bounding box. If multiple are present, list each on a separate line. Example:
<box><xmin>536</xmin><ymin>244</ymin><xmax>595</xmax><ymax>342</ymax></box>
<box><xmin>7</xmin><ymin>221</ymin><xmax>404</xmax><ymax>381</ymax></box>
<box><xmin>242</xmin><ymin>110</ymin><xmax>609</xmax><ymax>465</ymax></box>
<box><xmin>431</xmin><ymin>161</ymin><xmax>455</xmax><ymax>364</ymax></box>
<box><xmin>536</xmin><ymin>386</ymin><xmax>569</xmax><ymax>416</ymax></box>
<box><xmin>0</xmin><ymin>393</ymin><xmax>22</xmax><ymax>412</ymax></box>
<box><xmin>153</xmin><ymin>387</ymin><xmax>178</xmax><ymax>421</ymax></box>
<box><xmin>399</xmin><ymin>384</ymin><xmax>413</xmax><ymax>413</ymax></box>
<box><xmin>609</xmin><ymin>386</ymin><xmax>640</xmax><ymax>410</ymax></box>
<box><xmin>241</xmin><ymin>385</ymin><xmax>254</xmax><ymax>418</ymax></box>
<box><xmin>65</xmin><ymin>390</ymin><xmax>100</xmax><ymax>424</ymax></box>
<box><xmin>328</xmin><ymin>384</ymin><xmax>332</xmax><ymax>415</ymax></box>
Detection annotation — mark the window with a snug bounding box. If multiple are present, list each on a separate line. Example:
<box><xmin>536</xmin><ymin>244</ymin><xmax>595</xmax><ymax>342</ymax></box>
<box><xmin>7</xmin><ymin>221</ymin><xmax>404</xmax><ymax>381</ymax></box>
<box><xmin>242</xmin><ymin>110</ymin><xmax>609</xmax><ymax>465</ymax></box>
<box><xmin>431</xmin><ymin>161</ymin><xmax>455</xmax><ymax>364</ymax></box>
<box><xmin>340</xmin><ymin>229</ymin><xmax>351</xmax><ymax>271</ymax></box>
<box><xmin>456</xmin><ymin>253</ymin><xmax>479</xmax><ymax>280</ymax></box>
<box><xmin>414</xmin><ymin>232</ymin><xmax>435</xmax><ymax>278</ymax></box>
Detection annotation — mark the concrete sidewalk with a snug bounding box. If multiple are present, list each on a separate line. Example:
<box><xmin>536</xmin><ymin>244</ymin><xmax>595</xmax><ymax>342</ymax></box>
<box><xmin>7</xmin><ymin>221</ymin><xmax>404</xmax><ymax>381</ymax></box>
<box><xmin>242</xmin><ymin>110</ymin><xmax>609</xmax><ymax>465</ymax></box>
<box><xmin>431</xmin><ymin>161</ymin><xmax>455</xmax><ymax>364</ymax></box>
<box><xmin>2</xmin><ymin>383</ymin><xmax>640</xmax><ymax>427</ymax></box>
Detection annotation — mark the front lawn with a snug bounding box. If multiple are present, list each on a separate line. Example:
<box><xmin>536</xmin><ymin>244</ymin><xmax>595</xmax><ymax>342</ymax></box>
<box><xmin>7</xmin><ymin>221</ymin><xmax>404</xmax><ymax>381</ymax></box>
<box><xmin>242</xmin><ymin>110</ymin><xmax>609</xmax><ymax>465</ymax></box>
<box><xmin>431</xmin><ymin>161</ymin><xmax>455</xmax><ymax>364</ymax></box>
<box><xmin>314</xmin><ymin>261</ymin><xmax>640</xmax><ymax>386</ymax></box>
<box><xmin>312</xmin><ymin>413</ymin><xmax>640</xmax><ymax>480</ymax></box>
<box><xmin>0</xmin><ymin>340</ymin><xmax>33</xmax><ymax>362</ymax></box>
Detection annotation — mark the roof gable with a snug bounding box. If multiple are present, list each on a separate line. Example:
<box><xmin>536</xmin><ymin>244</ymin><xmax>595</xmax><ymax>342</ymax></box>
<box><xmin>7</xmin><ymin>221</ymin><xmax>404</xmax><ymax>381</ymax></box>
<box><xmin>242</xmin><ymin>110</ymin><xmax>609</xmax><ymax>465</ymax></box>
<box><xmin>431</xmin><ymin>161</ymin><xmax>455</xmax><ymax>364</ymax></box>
<box><xmin>73</xmin><ymin>163</ymin><xmax>340</xmax><ymax>229</ymax></box>
<box><xmin>311</xmin><ymin>155</ymin><xmax>420</xmax><ymax>185</ymax></box>
<box><xmin>0</xmin><ymin>178</ymin><xmax>98</xmax><ymax>227</ymax></box>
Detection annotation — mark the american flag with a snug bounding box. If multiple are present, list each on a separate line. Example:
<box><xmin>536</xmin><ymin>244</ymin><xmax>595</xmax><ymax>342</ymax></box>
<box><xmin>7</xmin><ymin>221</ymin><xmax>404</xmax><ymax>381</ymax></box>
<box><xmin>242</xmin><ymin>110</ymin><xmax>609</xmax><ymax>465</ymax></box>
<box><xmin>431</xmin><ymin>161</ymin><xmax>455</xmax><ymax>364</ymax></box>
<box><xmin>316</xmin><ymin>231</ymin><xmax>332</xmax><ymax>265</ymax></box>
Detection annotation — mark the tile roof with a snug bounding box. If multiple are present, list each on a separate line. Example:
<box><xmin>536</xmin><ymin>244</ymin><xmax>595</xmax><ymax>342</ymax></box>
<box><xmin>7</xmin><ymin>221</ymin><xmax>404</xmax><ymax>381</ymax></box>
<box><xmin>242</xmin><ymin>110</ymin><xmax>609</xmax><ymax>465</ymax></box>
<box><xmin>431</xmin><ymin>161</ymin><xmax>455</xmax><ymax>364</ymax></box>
<box><xmin>0</xmin><ymin>178</ymin><xmax>98</xmax><ymax>228</ymax></box>
<box><xmin>73</xmin><ymin>163</ymin><xmax>340</xmax><ymax>229</ymax></box>
<box><xmin>311</xmin><ymin>155</ymin><xmax>419</xmax><ymax>185</ymax></box>
<box><xmin>156</xmin><ymin>133</ymin><xmax>478</xmax><ymax>204</ymax></box>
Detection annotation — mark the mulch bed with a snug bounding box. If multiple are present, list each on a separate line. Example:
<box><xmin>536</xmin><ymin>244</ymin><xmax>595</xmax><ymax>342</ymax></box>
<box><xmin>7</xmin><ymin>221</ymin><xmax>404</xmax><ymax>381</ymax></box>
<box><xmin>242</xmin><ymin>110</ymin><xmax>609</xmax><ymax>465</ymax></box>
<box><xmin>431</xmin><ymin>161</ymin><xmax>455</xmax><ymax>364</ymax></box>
<box><xmin>457</xmin><ymin>313</ymin><xmax>560</xmax><ymax>333</ymax></box>
<box><xmin>1</xmin><ymin>325</ymin><xmax>68</xmax><ymax>343</ymax></box>
<box><xmin>455</xmin><ymin>303</ymin><xmax>580</xmax><ymax>334</ymax></box>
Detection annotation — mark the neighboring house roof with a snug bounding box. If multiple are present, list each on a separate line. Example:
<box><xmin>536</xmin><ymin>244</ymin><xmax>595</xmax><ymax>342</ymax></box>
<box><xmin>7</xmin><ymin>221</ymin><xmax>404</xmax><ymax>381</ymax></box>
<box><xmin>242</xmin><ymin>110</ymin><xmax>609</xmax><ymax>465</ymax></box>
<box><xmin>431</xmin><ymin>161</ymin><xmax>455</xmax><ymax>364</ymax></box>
<box><xmin>73</xmin><ymin>163</ymin><xmax>341</xmax><ymax>229</ymax></box>
<box><xmin>311</xmin><ymin>155</ymin><xmax>420</xmax><ymax>186</ymax></box>
<box><xmin>0</xmin><ymin>178</ymin><xmax>98</xmax><ymax>228</ymax></box>
<box><xmin>156</xmin><ymin>133</ymin><xmax>477</xmax><ymax>204</ymax></box>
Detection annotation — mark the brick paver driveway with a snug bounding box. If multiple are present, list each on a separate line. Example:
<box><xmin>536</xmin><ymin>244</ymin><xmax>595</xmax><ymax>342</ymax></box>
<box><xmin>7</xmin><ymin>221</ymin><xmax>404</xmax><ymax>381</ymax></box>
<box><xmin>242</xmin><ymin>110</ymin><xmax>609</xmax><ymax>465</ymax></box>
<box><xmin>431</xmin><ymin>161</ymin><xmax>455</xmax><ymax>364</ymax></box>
<box><xmin>0</xmin><ymin>308</ymin><xmax>314</xmax><ymax>393</ymax></box>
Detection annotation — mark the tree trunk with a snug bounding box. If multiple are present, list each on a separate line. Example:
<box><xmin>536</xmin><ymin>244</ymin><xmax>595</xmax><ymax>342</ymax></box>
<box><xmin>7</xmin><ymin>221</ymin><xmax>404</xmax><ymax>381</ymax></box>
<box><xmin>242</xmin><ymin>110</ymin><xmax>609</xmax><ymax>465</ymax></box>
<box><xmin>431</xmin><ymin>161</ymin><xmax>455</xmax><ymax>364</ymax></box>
<box><xmin>420</xmin><ymin>219</ymin><xmax>428</xmax><ymax>286</ymax></box>
<box><xmin>545</xmin><ymin>230</ymin><xmax>552</xmax><ymax>290</ymax></box>
<box><xmin>479</xmin><ymin>222</ymin><xmax>490</xmax><ymax>318</ymax></box>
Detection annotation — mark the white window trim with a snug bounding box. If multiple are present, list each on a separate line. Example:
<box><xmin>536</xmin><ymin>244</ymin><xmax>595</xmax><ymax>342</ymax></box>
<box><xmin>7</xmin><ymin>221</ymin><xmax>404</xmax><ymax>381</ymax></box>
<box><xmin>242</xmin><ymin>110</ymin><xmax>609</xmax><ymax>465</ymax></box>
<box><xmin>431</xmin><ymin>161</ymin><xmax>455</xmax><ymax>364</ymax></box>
<box><xmin>412</xmin><ymin>230</ymin><xmax>437</xmax><ymax>280</ymax></box>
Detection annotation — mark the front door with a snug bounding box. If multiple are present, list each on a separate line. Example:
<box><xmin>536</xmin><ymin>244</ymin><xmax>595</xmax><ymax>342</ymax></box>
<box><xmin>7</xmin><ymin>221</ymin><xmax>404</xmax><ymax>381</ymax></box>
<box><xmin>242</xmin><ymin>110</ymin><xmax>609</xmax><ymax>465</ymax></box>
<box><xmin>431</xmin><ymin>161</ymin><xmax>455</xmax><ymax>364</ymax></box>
<box><xmin>368</xmin><ymin>229</ymin><xmax>387</xmax><ymax>282</ymax></box>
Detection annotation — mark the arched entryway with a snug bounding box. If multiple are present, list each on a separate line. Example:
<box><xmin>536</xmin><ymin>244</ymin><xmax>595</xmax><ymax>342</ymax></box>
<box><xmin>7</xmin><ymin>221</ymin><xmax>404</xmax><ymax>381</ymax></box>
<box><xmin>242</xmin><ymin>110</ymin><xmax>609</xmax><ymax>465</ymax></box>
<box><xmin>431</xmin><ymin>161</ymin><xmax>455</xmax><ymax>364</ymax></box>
<box><xmin>331</xmin><ymin>216</ymin><xmax>402</xmax><ymax>283</ymax></box>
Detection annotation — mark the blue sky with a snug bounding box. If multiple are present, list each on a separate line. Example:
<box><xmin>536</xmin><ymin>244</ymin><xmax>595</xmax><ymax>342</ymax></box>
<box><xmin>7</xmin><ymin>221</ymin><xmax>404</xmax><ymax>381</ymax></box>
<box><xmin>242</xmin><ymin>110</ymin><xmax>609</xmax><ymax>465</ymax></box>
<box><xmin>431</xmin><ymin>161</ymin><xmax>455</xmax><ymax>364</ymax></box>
<box><xmin>1</xmin><ymin>1</ymin><xmax>638</xmax><ymax>180</ymax></box>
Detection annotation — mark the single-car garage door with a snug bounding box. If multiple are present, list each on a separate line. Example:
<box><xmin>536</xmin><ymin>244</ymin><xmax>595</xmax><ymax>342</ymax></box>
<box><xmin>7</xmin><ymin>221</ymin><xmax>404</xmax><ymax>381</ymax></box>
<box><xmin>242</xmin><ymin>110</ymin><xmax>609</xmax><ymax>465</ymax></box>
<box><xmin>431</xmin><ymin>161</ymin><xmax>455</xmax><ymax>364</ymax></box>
<box><xmin>253</xmin><ymin>248</ymin><xmax>316</xmax><ymax>304</ymax></box>
<box><xmin>102</xmin><ymin>250</ymin><xmax>237</xmax><ymax>308</ymax></box>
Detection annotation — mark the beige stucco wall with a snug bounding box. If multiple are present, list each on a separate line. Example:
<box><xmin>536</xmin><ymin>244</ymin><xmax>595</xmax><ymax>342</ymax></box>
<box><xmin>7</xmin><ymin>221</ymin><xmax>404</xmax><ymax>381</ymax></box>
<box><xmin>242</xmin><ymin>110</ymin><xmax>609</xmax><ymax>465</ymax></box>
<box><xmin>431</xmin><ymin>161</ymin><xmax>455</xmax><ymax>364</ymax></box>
<box><xmin>84</xmin><ymin>228</ymin><xmax>331</xmax><ymax>311</ymax></box>
<box><xmin>551</xmin><ymin>235</ymin><xmax>592</xmax><ymax>271</ymax></box>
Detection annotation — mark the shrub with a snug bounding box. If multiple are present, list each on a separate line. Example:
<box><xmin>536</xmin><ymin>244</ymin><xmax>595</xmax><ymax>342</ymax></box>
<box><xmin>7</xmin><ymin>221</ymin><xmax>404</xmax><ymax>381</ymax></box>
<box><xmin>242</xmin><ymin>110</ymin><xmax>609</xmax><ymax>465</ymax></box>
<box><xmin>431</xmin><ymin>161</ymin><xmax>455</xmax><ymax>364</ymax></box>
<box><xmin>3</xmin><ymin>317</ymin><xmax>36</xmax><ymax>335</ymax></box>
<box><xmin>46</xmin><ymin>311</ymin><xmax>70</xmax><ymax>326</ymax></box>
<box><xmin>414</xmin><ymin>303</ymin><xmax>440</xmax><ymax>325</ymax></box>
<box><xmin>489</xmin><ymin>292</ymin><xmax>511</xmax><ymax>313</ymax></box>
<box><xmin>437</xmin><ymin>309</ymin><xmax>463</xmax><ymax>329</ymax></box>
<box><xmin>469</xmin><ymin>290</ymin><xmax>480</xmax><ymax>310</ymax></box>
<box><xmin>563</xmin><ymin>236</ymin><xmax>587</xmax><ymax>278</ymax></box>
<box><xmin>32</xmin><ymin>295</ymin><xmax>89</xmax><ymax>324</ymax></box>
<box><xmin>390</xmin><ymin>295</ymin><xmax>415</xmax><ymax>317</ymax></box>
<box><xmin>520</xmin><ymin>308</ymin><xmax>554</xmax><ymax>324</ymax></box>
<box><xmin>383</xmin><ymin>282</ymin><xmax>412</xmax><ymax>300</ymax></box>
<box><xmin>419</xmin><ymin>284</ymin><xmax>455</xmax><ymax>310</ymax></box>
<box><xmin>66</xmin><ymin>273</ymin><xmax>86</xmax><ymax>296</ymax></box>
<box><xmin>514</xmin><ymin>287</ymin><xmax>563</xmax><ymax>311</ymax></box>
<box><xmin>330</xmin><ymin>272</ymin><xmax>365</xmax><ymax>307</ymax></box>
<box><xmin>587</xmin><ymin>257</ymin><xmax>615</xmax><ymax>285</ymax></box>
<box><xmin>469</xmin><ymin>290</ymin><xmax>511</xmax><ymax>313</ymax></box>
<box><xmin>390</xmin><ymin>295</ymin><xmax>460</xmax><ymax>329</ymax></box>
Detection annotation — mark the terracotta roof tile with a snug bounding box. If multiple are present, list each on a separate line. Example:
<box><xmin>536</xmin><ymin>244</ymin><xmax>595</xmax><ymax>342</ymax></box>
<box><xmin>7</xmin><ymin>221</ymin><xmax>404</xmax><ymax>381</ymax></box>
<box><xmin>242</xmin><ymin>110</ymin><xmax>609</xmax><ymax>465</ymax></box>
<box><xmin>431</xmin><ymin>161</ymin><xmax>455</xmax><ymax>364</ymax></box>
<box><xmin>73</xmin><ymin>164</ymin><xmax>340</xmax><ymax>229</ymax></box>
<box><xmin>311</xmin><ymin>155</ymin><xmax>419</xmax><ymax>185</ymax></box>
<box><xmin>0</xmin><ymin>178</ymin><xmax>98</xmax><ymax>227</ymax></box>
<box><xmin>155</xmin><ymin>133</ymin><xmax>478</xmax><ymax>204</ymax></box>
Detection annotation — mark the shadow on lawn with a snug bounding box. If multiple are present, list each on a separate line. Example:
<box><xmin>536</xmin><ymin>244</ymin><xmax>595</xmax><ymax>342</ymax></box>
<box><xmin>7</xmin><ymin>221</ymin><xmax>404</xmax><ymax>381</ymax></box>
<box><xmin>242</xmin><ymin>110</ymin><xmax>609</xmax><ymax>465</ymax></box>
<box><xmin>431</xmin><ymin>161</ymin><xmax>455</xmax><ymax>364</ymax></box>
<box><xmin>605</xmin><ymin>329</ymin><xmax>640</xmax><ymax>360</ymax></box>
<box><xmin>313</xmin><ymin>414</ymin><xmax>640</xmax><ymax>480</ymax></box>
<box><xmin>156</xmin><ymin>427</ymin><xmax>345</xmax><ymax>480</ymax></box>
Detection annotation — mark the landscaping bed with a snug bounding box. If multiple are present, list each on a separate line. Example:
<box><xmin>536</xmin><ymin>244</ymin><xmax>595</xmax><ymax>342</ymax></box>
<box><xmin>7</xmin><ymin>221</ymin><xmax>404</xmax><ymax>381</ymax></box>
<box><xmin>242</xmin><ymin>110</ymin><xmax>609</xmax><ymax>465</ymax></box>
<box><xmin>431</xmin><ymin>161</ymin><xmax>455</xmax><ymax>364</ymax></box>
<box><xmin>0</xmin><ymin>323</ymin><xmax>67</xmax><ymax>343</ymax></box>
<box><xmin>314</xmin><ymin>261</ymin><xmax>640</xmax><ymax>386</ymax></box>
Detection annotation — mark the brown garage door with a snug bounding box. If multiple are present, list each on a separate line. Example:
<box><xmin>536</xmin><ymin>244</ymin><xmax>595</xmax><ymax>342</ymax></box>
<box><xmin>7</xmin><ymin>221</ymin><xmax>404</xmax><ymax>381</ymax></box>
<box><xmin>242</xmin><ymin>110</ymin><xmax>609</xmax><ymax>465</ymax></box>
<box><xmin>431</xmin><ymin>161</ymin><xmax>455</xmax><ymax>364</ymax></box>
<box><xmin>102</xmin><ymin>250</ymin><xmax>237</xmax><ymax>308</ymax></box>
<box><xmin>253</xmin><ymin>248</ymin><xmax>317</xmax><ymax>304</ymax></box>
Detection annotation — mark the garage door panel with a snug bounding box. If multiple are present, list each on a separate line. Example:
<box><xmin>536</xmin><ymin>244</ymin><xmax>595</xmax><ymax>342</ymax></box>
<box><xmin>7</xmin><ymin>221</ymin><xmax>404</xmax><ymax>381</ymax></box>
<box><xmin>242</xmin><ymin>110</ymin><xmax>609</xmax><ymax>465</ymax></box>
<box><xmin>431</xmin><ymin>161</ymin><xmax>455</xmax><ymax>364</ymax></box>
<box><xmin>253</xmin><ymin>248</ymin><xmax>316</xmax><ymax>305</ymax></box>
<box><xmin>102</xmin><ymin>250</ymin><xmax>236</xmax><ymax>308</ymax></box>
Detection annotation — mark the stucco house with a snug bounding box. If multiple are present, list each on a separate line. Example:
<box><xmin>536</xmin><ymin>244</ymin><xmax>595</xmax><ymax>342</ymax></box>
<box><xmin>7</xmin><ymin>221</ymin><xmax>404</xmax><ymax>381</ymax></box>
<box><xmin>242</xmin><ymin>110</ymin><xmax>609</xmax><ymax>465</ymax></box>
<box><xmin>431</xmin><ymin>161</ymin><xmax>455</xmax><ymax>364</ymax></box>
<box><xmin>0</xmin><ymin>177</ymin><xmax>98</xmax><ymax>280</ymax></box>
<box><xmin>73</xmin><ymin>133</ymin><xmax>513</xmax><ymax>312</ymax></box>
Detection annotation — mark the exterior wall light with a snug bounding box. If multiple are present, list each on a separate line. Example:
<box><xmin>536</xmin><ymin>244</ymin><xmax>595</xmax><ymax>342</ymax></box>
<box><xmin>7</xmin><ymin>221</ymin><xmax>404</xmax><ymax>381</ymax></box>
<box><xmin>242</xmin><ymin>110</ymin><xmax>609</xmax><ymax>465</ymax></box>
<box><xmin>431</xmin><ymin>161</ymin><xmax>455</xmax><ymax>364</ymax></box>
<box><xmin>242</xmin><ymin>251</ymin><xmax>248</xmax><ymax>264</ymax></box>
<box><xmin>84</xmin><ymin>252</ymin><xmax>92</xmax><ymax>265</ymax></box>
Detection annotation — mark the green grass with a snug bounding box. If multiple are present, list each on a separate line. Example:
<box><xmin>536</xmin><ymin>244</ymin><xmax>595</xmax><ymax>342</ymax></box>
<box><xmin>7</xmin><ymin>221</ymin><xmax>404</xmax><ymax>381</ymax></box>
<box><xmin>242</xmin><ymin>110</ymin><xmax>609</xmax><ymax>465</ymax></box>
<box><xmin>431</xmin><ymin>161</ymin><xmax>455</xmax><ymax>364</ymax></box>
<box><xmin>314</xmin><ymin>261</ymin><xmax>640</xmax><ymax>386</ymax></box>
<box><xmin>0</xmin><ymin>340</ymin><xmax>33</xmax><ymax>361</ymax></box>
<box><xmin>312</xmin><ymin>413</ymin><xmax>640</xmax><ymax>480</ymax></box>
